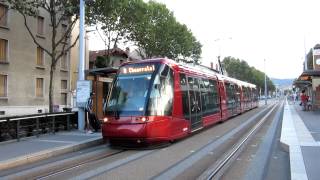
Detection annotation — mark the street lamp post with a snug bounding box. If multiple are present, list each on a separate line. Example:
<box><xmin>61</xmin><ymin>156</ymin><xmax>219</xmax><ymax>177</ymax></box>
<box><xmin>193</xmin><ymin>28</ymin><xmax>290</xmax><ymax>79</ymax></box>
<box><xmin>264</xmin><ymin>59</ymin><xmax>267</xmax><ymax>105</ymax></box>
<box><xmin>214</xmin><ymin>37</ymin><xmax>232</xmax><ymax>75</ymax></box>
<box><xmin>78</xmin><ymin>0</ymin><xmax>86</xmax><ymax>131</ymax></box>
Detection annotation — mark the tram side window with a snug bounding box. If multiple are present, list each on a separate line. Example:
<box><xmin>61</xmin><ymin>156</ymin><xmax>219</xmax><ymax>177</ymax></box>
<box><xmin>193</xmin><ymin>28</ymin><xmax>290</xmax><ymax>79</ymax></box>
<box><xmin>147</xmin><ymin>65</ymin><xmax>174</xmax><ymax>116</ymax></box>
<box><xmin>249</xmin><ymin>88</ymin><xmax>253</xmax><ymax>102</ymax></box>
<box><xmin>225</xmin><ymin>83</ymin><xmax>234</xmax><ymax>109</ymax></box>
<box><xmin>200</xmin><ymin>78</ymin><xmax>209</xmax><ymax>116</ymax></box>
<box><xmin>235</xmin><ymin>85</ymin><xmax>238</xmax><ymax>101</ymax></box>
<box><xmin>180</xmin><ymin>73</ymin><xmax>189</xmax><ymax>119</ymax></box>
<box><xmin>188</xmin><ymin>76</ymin><xmax>194</xmax><ymax>86</ymax></box>
<box><xmin>247</xmin><ymin>87</ymin><xmax>251</xmax><ymax>101</ymax></box>
<box><xmin>207</xmin><ymin>79</ymin><xmax>219</xmax><ymax>114</ymax></box>
<box><xmin>242</xmin><ymin>86</ymin><xmax>247</xmax><ymax>101</ymax></box>
<box><xmin>253</xmin><ymin>89</ymin><xmax>258</xmax><ymax>101</ymax></box>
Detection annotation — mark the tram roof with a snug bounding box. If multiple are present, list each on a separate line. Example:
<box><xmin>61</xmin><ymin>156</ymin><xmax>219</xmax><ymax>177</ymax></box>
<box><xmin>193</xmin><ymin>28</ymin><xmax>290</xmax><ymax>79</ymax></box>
<box><xmin>124</xmin><ymin>58</ymin><xmax>256</xmax><ymax>88</ymax></box>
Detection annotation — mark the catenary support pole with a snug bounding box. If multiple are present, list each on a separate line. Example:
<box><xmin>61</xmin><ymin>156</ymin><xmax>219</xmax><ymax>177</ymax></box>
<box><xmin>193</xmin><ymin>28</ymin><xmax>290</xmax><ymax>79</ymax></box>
<box><xmin>78</xmin><ymin>0</ymin><xmax>85</xmax><ymax>131</ymax></box>
<box><xmin>264</xmin><ymin>59</ymin><xmax>267</xmax><ymax>105</ymax></box>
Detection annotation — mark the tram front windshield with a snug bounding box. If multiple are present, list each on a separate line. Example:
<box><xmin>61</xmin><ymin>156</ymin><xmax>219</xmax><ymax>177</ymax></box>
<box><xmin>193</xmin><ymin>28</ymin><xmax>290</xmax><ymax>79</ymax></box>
<box><xmin>106</xmin><ymin>63</ymin><xmax>174</xmax><ymax>117</ymax></box>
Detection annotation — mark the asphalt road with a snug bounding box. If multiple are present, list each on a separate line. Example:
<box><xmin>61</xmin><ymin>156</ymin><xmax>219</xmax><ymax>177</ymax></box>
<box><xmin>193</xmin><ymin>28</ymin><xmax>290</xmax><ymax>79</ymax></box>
<box><xmin>2</xmin><ymin>100</ymin><xmax>288</xmax><ymax>180</ymax></box>
<box><xmin>46</xmin><ymin>102</ymin><xmax>280</xmax><ymax>179</ymax></box>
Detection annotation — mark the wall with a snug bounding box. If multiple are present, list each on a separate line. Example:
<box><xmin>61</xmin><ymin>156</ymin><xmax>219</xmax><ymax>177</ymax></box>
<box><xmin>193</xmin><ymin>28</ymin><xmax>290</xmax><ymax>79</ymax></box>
<box><xmin>0</xmin><ymin>6</ymin><xmax>77</xmax><ymax>116</ymax></box>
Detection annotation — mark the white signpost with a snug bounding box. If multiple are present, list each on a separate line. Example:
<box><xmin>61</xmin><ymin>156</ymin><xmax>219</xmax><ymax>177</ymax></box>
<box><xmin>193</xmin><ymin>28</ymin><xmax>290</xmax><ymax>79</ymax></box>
<box><xmin>76</xmin><ymin>80</ymin><xmax>92</xmax><ymax>108</ymax></box>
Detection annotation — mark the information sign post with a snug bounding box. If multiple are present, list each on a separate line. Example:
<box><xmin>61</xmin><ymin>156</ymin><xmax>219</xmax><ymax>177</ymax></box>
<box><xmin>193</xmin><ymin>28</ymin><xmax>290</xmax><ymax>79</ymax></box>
<box><xmin>76</xmin><ymin>80</ymin><xmax>92</xmax><ymax>131</ymax></box>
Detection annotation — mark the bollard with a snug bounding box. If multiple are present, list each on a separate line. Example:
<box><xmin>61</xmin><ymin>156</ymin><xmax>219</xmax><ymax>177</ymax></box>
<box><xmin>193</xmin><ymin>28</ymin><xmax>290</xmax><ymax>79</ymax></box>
<box><xmin>67</xmin><ymin>115</ymin><xmax>70</xmax><ymax>131</ymax></box>
<box><xmin>6</xmin><ymin>118</ymin><xmax>10</xmax><ymax>139</ymax></box>
<box><xmin>52</xmin><ymin>116</ymin><xmax>55</xmax><ymax>134</ymax></box>
<box><xmin>36</xmin><ymin>118</ymin><xmax>40</xmax><ymax>137</ymax></box>
<box><xmin>16</xmin><ymin>120</ymin><xmax>20</xmax><ymax>142</ymax></box>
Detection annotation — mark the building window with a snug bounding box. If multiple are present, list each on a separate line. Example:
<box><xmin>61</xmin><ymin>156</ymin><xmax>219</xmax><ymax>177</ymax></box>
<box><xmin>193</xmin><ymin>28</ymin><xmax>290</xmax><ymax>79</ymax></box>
<box><xmin>61</xmin><ymin>93</ymin><xmax>67</xmax><ymax>105</ymax></box>
<box><xmin>37</xmin><ymin>16</ymin><xmax>44</xmax><ymax>35</ymax></box>
<box><xmin>0</xmin><ymin>74</ymin><xmax>7</xmax><ymax>97</ymax></box>
<box><xmin>60</xmin><ymin>53</ymin><xmax>68</xmax><ymax>69</ymax></box>
<box><xmin>36</xmin><ymin>47</ymin><xmax>44</xmax><ymax>66</ymax></box>
<box><xmin>36</xmin><ymin>78</ymin><xmax>44</xmax><ymax>97</ymax></box>
<box><xmin>61</xmin><ymin>80</ymin><xmax>67</xmax><ymax>90</ymax></box>
<box><xmin>0</xmin><ymin>38</ymin><xmax>7</xmax><ymax>62</ymax></box>
<box><xmin>61</xmin><ymin>24</ymin><xmax>68</xmax><ymax>42</ymax></box>
<box><xmin>61</xmin><ymin>24</ymin><xmax>67</xmax><ymax>34</ymax></box>
<box><xmin>0</xmin><ymin>4</ymin><xmax>8</xmax><ymax>27</ymax></box>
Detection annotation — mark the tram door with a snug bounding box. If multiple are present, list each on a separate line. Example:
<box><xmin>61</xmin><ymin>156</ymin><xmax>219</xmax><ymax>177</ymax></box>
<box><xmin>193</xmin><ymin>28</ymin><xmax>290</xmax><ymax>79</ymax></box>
<box><xmin>188</xmin><ymin>77</ymin><xmax>203</xmax><ymax>130</ymax></box>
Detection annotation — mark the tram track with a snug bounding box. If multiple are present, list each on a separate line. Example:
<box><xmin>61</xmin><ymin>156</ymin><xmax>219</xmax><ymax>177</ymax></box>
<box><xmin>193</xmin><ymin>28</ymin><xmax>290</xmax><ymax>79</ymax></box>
<box><xmin>33</xmin><ymin>104</ymin><xmax>273</xmax><ymax>180</ymax></box>
<box><xmin>36</xmin><ymin>149</ymin><xmax>126</xmax><ymax>180</ymax></box>
<box><xmin>2</xmin><ymin>102</ymin><xmax>280</xmax><ymax>180</ymax></box>
<box><xmin>0</xmin><ymin>145</ymin><xmax>126</xmax><ymax>180</ymax></box>
<box><xmin>67</xmin><ymin>102</ymin><xmax>279</xmax><ymax>180</ymax></box>
<box><xmin>152</xmin><ymin>102</ymin><xmax>279</xmax><ymax>180</ymax></box>
<box><xmin>198</xmin><ymin>101</ymin><xmax>282</xmax><ymax>180</ymax></box>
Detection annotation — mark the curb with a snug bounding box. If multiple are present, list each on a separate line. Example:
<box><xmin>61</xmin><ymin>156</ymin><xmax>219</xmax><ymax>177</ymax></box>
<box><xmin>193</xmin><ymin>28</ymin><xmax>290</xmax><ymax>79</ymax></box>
<box><xmin>244</xmin><ymin>101</ymin><xmax>284</xmax><ymax>180</ymax></box>
<box><xmin>279</xmin><ymin>100</ymin><xmax>308</xmax><ymax>180</ymax></box>
<box><xmin>0</xmin><ymin>137</ymin><xmax>103</xmax><ymax>171</ymax></box>
<box><xmin>279</xmin><ymin>102</ymin><xmax>291</xmax><ymax>152</ymax></box>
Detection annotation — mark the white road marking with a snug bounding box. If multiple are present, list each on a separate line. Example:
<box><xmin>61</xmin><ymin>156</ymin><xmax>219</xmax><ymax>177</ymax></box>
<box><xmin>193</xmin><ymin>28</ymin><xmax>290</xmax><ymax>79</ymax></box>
<box><xmin>35</xmin><ymin>139</ymin><xmax>76</xmax><ymax>144</ymax></box>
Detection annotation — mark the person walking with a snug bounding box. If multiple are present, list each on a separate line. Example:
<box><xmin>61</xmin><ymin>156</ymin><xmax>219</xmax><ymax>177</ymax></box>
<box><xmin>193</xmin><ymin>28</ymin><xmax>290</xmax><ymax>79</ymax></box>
<box><xmin>293</xmin><ymin>93</ymin><xmax>297</xmax><ymax>104</ymax></box>
<box><xmin>300</xmin><ymin>90</ymin><xmax>308</xmax><ymax>111</ymax></box>
<box><xmin>85</xmin><ymin>93</ymin><xmax>94</xmax><ymax>133</ymax></box>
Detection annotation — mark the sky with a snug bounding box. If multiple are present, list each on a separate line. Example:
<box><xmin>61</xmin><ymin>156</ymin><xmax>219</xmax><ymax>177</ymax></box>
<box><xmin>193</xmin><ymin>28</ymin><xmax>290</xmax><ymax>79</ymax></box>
<box><xmin>89</xmin><ymin>0</ymin><xmax>320</xmax><ymax>79</ymax></box>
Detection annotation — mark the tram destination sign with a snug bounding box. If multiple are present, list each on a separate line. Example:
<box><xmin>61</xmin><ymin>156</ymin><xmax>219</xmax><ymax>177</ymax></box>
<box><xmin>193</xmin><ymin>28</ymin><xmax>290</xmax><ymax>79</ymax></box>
<box><xmin>120</xmin><ymin>64</ymin><xmax>156</xmax><ymax>75</ymax></box>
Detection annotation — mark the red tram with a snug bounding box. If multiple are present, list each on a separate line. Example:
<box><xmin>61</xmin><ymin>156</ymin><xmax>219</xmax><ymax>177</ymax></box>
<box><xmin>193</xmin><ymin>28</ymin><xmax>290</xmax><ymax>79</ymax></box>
<box><xmin>101</xmin><ymin>58</ymin><xmax>258</xmax><ymax>146</ymax></box>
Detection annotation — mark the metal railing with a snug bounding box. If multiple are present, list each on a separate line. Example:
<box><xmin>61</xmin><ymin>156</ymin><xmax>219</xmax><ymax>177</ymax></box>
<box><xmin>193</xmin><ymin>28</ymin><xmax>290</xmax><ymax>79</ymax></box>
<box><xmin>0</xmin><ymin>112</ymin><xmax>78</xmax><ymax>142</ymax></box>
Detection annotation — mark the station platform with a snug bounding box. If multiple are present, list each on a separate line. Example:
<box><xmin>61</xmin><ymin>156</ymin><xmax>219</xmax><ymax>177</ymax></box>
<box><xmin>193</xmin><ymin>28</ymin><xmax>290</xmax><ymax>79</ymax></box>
<box><xmin>0</xmin><ymin>131</ymin><xmax>102</xmax><ymax>171</ymax></box>
<box><xmin>281</xmin><ymin>100</ymin><xmax>320</xmax><ymax>180</ymax></box>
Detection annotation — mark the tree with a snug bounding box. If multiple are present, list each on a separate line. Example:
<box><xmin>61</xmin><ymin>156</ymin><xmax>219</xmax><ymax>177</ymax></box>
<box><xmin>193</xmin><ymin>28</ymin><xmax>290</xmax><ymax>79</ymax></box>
<box><xmin>86</xmin><ymin>0</ymin><xmax>134</xmax><ymax>62</ymax></box>
<box><xmin>223</xmin><ymin>56</ymin><xmax>275</xmax><ymax>91</ymax></box>
<box><xmin>129</xmin><ymin>1</ymin><xmax>201</xmax><ymax>62</ymax></box>
<box><xmin>95</xmin><ymin>56</ymin><xmax>110</xmax><ymax>68</ymax></box>
<box><xmin>88</xmin><ymin>0</ymin><xmax>202</xmax><ymax>63</ymax></box>
<box><xmin>2</xmin><ymin>0</ymin><xmax>80</xmax><ymax>112</ymax></box>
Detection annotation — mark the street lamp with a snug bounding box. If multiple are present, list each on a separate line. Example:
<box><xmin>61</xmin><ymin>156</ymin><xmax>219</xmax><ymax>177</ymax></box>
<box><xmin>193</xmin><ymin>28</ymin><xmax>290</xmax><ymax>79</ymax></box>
<box><xmin>78</xmin><ymin>0</ymin><xmax>86</xmax><ymax>131</ymax></box>
<box><xmin>214</xmin><ymin>37</ymin><xmax>232</xmax><ymax>75</ymax></box>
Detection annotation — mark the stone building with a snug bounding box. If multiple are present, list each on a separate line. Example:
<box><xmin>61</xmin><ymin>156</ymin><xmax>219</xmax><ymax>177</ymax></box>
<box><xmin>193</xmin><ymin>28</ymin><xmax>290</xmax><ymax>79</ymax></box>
<box><xmin>294</xmin><ymin>44</ymin><xmax>320</xmax><ymax>110</ymax></box>
<box><xmin>0</xmin><ymin>3</ymin><xmax>88</xmax><ymax>116</ymax></box>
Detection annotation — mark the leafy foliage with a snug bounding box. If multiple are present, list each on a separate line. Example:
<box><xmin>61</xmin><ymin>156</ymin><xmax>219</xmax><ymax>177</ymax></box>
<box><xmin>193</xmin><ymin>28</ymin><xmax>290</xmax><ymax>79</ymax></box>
<box><xmin>87</xmin><ymin>0</ymin><xmax>202</xmax><ymax>63</ymax></box>
<box><xmin>223</xmin><ymin>56</ymin><xmax>275</xmax><ymax>92</ymax></box>
<box><xmin>95</xmin><ymin>56</ymin><xmax>110</xmax><ymax>68</ymax></box>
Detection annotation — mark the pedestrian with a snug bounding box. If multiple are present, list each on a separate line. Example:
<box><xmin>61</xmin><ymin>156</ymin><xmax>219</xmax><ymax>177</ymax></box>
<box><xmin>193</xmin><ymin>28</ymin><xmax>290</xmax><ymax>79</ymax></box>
<box><xmin>293</xmin><ymin>93</ymin><xmax>297</xmax><ymax>104</ymax></box>
<box><xmin>300</xmin><ymin>90</ymin><xmax>308</xmax><ymax>111</ymax></box>
<box><xmin>85</xmin><ymin>92</ymin><xmax>94</xmax><ymax>133</ymax></box>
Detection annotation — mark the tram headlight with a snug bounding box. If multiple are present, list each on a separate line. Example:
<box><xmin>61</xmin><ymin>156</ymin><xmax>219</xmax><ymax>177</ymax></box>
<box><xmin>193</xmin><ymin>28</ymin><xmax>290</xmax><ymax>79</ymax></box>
<box><xmin>141</xmin><ymin>117</ymin><xmax>147</xmax><ymax>122</ymax></box>
<box><xmin>103</xmin><ymin>117</ymin><xmax>109</xmax><ymax>123</ymax></box>
<box><xmin>135</xmin><ymin>116</ymin><xmax>149</xmax><ymax>123</ymax></box>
